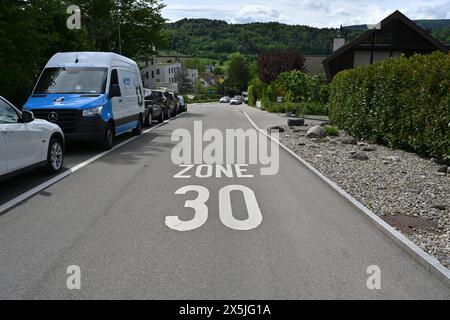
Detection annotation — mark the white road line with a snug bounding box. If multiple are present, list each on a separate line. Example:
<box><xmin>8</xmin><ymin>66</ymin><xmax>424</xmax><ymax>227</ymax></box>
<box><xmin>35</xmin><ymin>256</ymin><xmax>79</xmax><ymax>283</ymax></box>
<box><xmin>0</xmin><ymin>112</ymin><xmax>186</xmax><ymax>215</ymax></box>
<box><xmin>239</xmin><ymin>107</ymin><xmax>450</xmax><ymax>287</ymax></box>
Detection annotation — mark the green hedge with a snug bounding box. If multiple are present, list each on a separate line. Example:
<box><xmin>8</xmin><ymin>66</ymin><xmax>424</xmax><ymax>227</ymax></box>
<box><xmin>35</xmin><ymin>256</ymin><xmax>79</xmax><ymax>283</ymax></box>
<box><xmin>330</xmin><ymin>52</ymin><xmax>450</xmax><ymax>163</ymax></box>
<box><xmin>262</xmin><ymin>101</ymin><xmax>329</xmax><ymax>116</ymax></box>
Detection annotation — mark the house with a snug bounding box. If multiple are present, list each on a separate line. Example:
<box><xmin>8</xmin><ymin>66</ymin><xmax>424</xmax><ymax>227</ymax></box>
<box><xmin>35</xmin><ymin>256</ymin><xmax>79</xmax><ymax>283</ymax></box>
<box><xmin>198</xmin><ymin>73</ymin><xmax>216</xmax><ymax>88</ymax></box>
<box><xmin>186</xmin><ymin>68</ymin><xmax>199</xmax><ymax>85</ymax></box>
<box><xmin>140</xmin><ymin>58</ymin><xmax>157</xmax><ymax>89</ymax></box>
<box><xmin>322</xmin><ymin>10</ymin><xmax>449</xmax><ymax>82</ymax></box>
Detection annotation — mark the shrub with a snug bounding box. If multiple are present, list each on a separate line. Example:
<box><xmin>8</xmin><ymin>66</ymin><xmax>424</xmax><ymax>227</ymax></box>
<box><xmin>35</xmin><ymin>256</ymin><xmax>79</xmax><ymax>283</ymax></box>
<box><xmin>329</xmin><ymin>51</ymin><xmax>450</xmax><ymax>163</ymax></box>
<box><xmin>324</xmin><ymin>125</ymin><xmax>340</xmax><ymax>136</ymax></box>
<box><xmin>248</xmin><ymin>85</ymin><xmax>256</xmax><ymax>106</ymax></box>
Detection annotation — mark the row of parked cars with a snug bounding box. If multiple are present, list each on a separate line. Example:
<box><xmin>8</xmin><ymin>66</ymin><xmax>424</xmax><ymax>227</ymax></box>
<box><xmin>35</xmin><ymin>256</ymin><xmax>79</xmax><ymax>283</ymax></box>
<box><xmin>0</xmin><ymin>52</ymin><xmax>186</xmax><ymax>182</ymax></box>
<box><xmin>219</xmin><ymin>94</ymin><xmax>248</xmax><ymax>105</ymax></box>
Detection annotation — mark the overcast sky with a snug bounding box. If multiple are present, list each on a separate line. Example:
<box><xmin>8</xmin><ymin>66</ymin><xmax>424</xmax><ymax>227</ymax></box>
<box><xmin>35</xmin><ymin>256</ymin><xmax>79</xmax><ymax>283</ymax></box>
<box><xmin>161</xmin><ymin>0</ymin><xmax>450</xmax><ymax>27</ymax></box>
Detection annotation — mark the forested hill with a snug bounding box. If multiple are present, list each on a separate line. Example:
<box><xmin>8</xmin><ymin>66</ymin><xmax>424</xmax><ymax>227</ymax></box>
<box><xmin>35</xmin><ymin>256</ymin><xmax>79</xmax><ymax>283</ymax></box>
<box><xmin>162</xmin><ymin>18</ymin><xmax>450</xmax><ymax>60</ymax></box>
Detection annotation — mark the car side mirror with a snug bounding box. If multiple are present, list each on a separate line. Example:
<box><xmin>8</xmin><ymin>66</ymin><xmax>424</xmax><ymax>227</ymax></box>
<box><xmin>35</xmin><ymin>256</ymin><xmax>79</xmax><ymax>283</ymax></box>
<box><xmin>22</xmin><ymin>110</ymin><xmax>35</xmax><ymax>123</ymax></box>
<box><xmin>110</xmin><ymin>84</ymin><xmax>121</xmax><ymax>98</ymax></box>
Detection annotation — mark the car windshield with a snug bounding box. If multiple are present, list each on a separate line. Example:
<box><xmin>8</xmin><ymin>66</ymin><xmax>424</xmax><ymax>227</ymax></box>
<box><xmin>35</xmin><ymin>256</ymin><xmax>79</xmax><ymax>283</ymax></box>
<box><xmin>34</xmin><ymin>67</ymin><xmax>108</xmax><ymax>94</ymax></box>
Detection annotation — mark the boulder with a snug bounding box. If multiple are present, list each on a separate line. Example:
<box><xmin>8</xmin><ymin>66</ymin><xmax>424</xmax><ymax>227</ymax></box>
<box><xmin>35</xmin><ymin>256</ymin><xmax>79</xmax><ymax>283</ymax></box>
<box><xmin>362</xmin><ymin>146</ymin><xmax>377</xmax><ymax>152</ymax></box>
<box><xmin>437</xmin><ymin>165</ymin><xmax>448</xmax><ymax>174</ymax></box>
<box><xmin>268</xmin><ymin>126</ymin><xmax>285</xmax><ymax>133</ymax></box>
<box><xmin>341</xmin><ymin>136</ymin><xmax>357</xmax><ymax>145</ymax></box>
<box><xmin>385</xmin><ymin>156</ymin><xmax>401</xmax><ymax>162</ymax></box>
<box><xmin>306</xmin><ymin>125</ymin><xmax>327</xmax><ymax>139</ymax></box>
<box><xmin>351</xmin><ymin>152</ymin><xmax>369</xmax><ymax>161</ymax></box>
<box><xmin>287</xmin><ymin>118</ymin><xmax>305</xmax><ymax>127</ymax></box>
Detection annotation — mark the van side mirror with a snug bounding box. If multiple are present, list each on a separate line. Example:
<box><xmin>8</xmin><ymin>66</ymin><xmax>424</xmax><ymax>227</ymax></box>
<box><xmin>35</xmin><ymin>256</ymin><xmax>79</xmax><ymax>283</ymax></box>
<box><xmin>22</xmin><ymin>110</ymin><xmax>35</xmax><ymax>123</ymax></box>
<box><xmin>110</xmin><ymin>84</ymin><xmax>121</xmax><ymax>98</ymax></box>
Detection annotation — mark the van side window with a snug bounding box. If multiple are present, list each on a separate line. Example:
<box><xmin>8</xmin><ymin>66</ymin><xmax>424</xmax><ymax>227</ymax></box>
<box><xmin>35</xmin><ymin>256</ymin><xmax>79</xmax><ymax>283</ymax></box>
<box><xmin>110</xmin><ymin>69</ymin><xmax>119</xmax><ymax>87</ymax></box>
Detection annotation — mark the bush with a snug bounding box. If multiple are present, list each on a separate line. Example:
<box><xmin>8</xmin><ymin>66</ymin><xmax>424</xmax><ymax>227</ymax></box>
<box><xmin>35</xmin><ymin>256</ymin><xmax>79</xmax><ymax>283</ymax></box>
<box><xmin>273</xmin><ymin>70</ymin><xmax>330</xmax><ymax>104</ymax></box>
<box><xmin>324</xmin><ymin>125</ymin><xmax>340</xmax><ymax>136</ymax></box>
<box><xmin>330</xmin><ymin>51</ymin><xmax>450</xmax><ymax>163</ymax></box>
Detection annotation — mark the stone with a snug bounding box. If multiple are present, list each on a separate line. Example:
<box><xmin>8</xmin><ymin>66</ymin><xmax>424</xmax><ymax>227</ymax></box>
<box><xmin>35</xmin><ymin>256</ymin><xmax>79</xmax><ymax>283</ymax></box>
<box><xmin>306</xmin><ymin>125</ymin><xmax>328</xmax><ymax>139</ymax></box>
<box><xmin>385</xmin><ymin>156</ymin><xmax>401</xmax><ymax>162</ymax></box>
<box><xmin>362</xmin><ymin>146</ymin><xmax>377</xmax><ymax>152</ymax></box>
<box><xmin>269</xmin><ymin>126</ymin><xmax>284</xmax><ymax>133</ymax></box>
<box><xmin>431</xmin><ymin>204</ymin><xmax>447</xmax><ymax>211</ymax></box>
<box><xmin>437</xmin><ymin>165</ymin><xmax>448</xmax><ymax>174</ymax></box>
<box><xmin>351</xmin><ymin>152</ymin><xmax>370</xmax><ymax>161</ymax></box>
<box><xmin>287</xmin><ymin>118</ymin><xmax>305</xmax><ymax>127</ymax></box>
<box><xmin>341</xmin><ymin>136</ymin><xmax>357</xmax><ymax>145</ymax></box>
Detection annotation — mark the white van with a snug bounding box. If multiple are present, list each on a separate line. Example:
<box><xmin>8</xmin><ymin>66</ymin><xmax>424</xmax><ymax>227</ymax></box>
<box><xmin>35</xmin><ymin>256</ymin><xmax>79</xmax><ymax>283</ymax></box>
<box><xmin>24</xmin><ymin>52</ymin><xmax>147</xmax><ymax>149</ymax></box>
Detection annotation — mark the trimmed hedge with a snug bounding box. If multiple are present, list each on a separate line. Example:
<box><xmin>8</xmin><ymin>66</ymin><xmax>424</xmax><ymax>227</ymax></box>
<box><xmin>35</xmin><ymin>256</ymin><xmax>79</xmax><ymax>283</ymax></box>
<box><xmin>330</xmin><ymin>52</ymin><xmax>450</xmax><ymax>163</ymax></box>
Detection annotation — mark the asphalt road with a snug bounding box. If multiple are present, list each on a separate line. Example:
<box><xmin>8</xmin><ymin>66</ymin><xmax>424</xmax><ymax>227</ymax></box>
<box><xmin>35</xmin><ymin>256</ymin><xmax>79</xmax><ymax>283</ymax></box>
<box><xmin>0</xmin><ymin>103</ymin><xmax>449</xmax><ymax>299</ymax></box>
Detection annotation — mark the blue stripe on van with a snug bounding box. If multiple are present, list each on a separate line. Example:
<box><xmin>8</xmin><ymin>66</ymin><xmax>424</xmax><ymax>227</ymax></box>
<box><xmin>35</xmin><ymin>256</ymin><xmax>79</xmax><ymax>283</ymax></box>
<box><xmin>115</xmin><ymin>121</ymin><xmax>138</xmax><ymax>135</ymax></box>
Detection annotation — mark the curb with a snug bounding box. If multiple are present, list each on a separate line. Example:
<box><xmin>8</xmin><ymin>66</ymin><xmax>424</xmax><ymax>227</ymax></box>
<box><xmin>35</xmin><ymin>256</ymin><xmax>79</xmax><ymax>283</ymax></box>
<box><xmin>240</xmin><ymin>107</ymin><xmax>450</xmax><ymax>288</ymax></box>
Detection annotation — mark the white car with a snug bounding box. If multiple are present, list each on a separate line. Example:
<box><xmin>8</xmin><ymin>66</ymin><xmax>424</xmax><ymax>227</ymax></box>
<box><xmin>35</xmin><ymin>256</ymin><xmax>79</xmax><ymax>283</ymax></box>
<box><xmin>230</xmin><ymin>97</ymin><xmax>242</xmax><ymax>105</ymax></box>
<box><xmin>219</xmin><ymin>96</ymin><xmax>230</xmax><ymax>103</ymax></box>
<box><xmin>0</xmin><ymin>96</ymin><xmax>65</xmax><ymax>181</ymax></box>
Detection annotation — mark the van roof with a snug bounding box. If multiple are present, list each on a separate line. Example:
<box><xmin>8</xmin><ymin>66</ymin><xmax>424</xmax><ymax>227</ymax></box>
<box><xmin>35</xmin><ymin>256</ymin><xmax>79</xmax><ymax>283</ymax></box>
<box><xmin>45</xmin><ymin>52</ymin><xmax>138</xmax><ymax>69</ymax></box>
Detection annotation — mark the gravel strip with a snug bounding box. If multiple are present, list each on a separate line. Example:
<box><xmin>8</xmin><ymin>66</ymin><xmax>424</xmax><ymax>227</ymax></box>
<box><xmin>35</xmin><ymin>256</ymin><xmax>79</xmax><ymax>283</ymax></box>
<box><xmin>277</xmin><ymin>123</ymin><xmax>450</xmax><ymax>269</ymax></box>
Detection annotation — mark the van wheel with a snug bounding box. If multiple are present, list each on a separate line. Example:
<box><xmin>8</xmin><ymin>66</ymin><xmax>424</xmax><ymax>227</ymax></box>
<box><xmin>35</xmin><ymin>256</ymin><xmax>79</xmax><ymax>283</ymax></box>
<box><xmin>133</xmin><ymin>116</ymin><xmax>143</xmax><ymax>136</ymax></box>
<box><xmin>46</xmin><ymin>138</ymin><xmax>64</xmax><ymax>173</ymax></box>
<box><xmin>101</xmin><ymin>123</ymin><xmax>115</xmax><ymax>150</ymax></box>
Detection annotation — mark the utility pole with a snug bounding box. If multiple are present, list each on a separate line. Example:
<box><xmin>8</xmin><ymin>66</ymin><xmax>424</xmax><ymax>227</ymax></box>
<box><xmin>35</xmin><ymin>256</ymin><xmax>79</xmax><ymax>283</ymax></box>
<box><xmin>116</xmin><ymin>0</ymin><xmax>122</xmax><ymax>54</ymax></box>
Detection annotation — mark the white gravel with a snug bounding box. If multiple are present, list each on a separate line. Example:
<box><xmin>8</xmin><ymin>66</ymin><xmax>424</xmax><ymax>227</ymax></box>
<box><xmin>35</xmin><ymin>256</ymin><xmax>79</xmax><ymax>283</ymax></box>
<box><xmin>279</xmin><ymin>124</ymin><xmax>450</xmax><ymax>269</ymax></box>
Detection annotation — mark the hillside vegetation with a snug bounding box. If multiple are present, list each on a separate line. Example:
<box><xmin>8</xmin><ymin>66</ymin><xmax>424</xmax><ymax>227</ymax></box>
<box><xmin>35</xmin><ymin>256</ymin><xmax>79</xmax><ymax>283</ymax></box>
<box><xmin>162</xmin><ymin>19</ymin><xmax>450</xmax><ymax>60</ymax></box>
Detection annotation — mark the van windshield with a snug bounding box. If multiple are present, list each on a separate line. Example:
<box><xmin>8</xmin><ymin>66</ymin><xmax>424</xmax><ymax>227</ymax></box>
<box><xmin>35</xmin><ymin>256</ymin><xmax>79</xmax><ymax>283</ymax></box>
<box><xmin>34</xmin><ymin>67</ymin><xmax>108</xmax><ymax>94</ymax></box>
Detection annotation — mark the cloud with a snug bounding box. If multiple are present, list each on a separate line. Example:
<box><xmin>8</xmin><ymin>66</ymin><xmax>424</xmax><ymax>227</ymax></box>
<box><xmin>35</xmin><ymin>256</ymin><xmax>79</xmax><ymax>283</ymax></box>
<box><xmin>406</xmin><ymin>1</ymin><xmax>450</xmax><ymax>19</ymax></box>
<box><xmin>232</xmin><ymin>4</ymin><xmax>289</xmax><ymax>23</ymax></box>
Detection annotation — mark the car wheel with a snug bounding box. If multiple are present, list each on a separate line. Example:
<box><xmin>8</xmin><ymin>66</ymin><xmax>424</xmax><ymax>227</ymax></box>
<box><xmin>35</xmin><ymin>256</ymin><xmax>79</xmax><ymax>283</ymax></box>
<box><xmin>45</xmin><ymin>137</ymin><xmax>64</xmax><ymax>173</ymax></box>
<box><xmin>132</xmin><ymin>116</ymin><xmax>143</xmax><ymax>136</ymax></box>
<box><xmin>144</xmin><ymin>112</ymin><xmax>152</xmax><ymax>127</ymax></box>
<box><xmin>158</xmin><ymin>110</ymin><xmax>164</xmax><ymax>123</ymax></box>
<box><xmin>101</xmin><ymin>123</ymin><xmax>115</xmax><ymax>150</ymax></box>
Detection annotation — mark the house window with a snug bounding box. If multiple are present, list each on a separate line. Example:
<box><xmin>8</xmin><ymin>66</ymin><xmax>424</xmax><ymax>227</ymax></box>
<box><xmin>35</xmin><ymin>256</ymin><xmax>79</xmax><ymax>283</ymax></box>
<box><xmin>146</xmin><ymin>72</ymin><xmax>149</xmax><ymax>80</ymax></box>
<box><xmin>156</xmin><ymin>69</ymin><xmax>160</xmax><ymax>75</ymax></box>
<box><xmin>151</xmin><ymin>71</ymin><xmax>154</xmax><ymax>78</ymax></box>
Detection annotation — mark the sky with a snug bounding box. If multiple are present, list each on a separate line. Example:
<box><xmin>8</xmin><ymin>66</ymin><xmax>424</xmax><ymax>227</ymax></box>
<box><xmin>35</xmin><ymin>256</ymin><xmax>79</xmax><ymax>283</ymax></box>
<box><xmin>161</xmin><ymin>0</ymin><xmax>450</xmax><ymax>27</ymax></box>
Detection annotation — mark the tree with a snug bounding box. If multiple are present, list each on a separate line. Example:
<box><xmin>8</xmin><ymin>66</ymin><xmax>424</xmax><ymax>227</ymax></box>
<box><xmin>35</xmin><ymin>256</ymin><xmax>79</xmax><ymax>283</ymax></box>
<box><xmin>213</xmin><ymin>66</ymin><xmax>225</xmax><ymax>76</ymax></box>
<box><xmin>224</xmin><ymin>53</ymin><xmax>250</xmax><ymax>95</ymax></box>
<box><xmin>176</xmin><ymin>68</ymin><xmax>193</xmax><ymax>94</ymax></box>
<box><xmin>257</xmin><ymin>48</ymin><xmax>305</xmax><ymax>84</ymax></box>
<box><xmin>78</xmin><ymin>0</ymin><xmax>166</xmax><ymax>60</ymax></box>
<box><xmin>0</xmin><ymin>0</ymin><xmax>166</xmax><ymax>106</ymax></box>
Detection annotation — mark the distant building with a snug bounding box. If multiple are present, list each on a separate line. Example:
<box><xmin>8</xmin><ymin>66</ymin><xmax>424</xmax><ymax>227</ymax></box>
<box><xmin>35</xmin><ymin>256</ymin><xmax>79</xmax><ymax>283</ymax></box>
<box><xmin>199</xmin><ymin>73</ymin><xmax>216</xmax><ymax>88</ymax></box>
<box><xmin>140</xmin><ymin>59</ymin><xmax>156</xmax><ymax>89</ymax></box>
<box><xmin>187</xmin><ymin>68</ymin><xmax>199</xmax><ymax>85</ymax></box>
<box><xmin>323</xmin><ymin>10</ymin><xmax>449</xmax><ymax>82</ymax></box>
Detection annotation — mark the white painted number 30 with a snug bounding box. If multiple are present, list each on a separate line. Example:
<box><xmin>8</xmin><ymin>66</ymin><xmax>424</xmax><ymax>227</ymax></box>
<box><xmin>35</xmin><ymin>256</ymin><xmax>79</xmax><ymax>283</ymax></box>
<box><xmin>165</xmin><ymin>185</ymin><xmax>262</xmax><ymax>231</ymax></box>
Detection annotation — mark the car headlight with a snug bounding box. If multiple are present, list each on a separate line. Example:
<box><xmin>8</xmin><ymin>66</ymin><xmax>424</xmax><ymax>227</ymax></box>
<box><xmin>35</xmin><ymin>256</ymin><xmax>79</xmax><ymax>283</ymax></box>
<box><xmin>82</xmin><ymin>106</ymin><xmax>103</xmax><ymax>117</ymax></box>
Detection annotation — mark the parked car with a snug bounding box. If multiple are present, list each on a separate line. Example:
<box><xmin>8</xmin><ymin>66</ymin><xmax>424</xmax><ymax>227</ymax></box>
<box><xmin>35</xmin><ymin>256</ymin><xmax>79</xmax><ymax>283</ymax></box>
<box><xmin>242</xmin><ymin>92</ymin><xmax>249</xmax><ymax>104</ymax></box>
<box><xmin>23</xmin><ymin>52</ymin><xmax>146</xmax><ymax>150</ymax></box>
<box><xmin>163</xmin><ymin>91</ymin><xmax>178</xmax><ymax>117</ymax></box>
<box><xmin>0</xmin><ymin>96</ymin><xmax>64</xmax><ymax>182</ymax></box>
<box><xmin>230</xmin><ymin>96</ymin><xmax>243</xmax><ymax>105</ymax></box>
<box><xmin>143</xmin><ymin>89</ymin><xmax>166</xmax><ymax>124</ymax></box>
<box><xmin>178</xmin><ymin>95</ymin><xmax>187</xmax><ymax>112</ymax></box>
<box><xmin>152</xmin><ymin>90</ymin><xmax>170</xmax><ymax>120</ymax></box>
<box><xmin>219</xmin><ymin>96</ymin><xmax>230</xmax><ymax>103</ymax></box>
